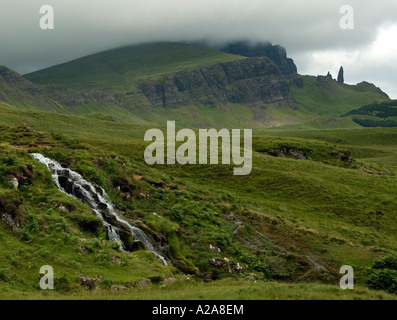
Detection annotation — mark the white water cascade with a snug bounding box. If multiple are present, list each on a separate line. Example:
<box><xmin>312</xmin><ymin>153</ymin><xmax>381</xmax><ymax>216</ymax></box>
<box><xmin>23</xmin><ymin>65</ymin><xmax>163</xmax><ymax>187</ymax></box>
<box><xmin>31</xmin><ymin>153</ymin><xmax>168</xmax><ymax>265</ymax></box>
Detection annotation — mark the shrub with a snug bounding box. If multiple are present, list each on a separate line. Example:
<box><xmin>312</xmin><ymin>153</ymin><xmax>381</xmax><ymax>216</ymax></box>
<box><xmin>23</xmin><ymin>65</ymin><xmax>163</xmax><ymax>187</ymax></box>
<box><xmin>373</xmin><ymin>256</ymin><xmax>397</xmax><ymax>270</ymax></box>
<box><xmin>365</xmin><ymin>257</ymin><xmax>397</xmax><ymax>294</ymax></box>
<box><xmin>366</xmin><ymin>269</ymin><xmax>397</xmax><ymax>294</ymax></box>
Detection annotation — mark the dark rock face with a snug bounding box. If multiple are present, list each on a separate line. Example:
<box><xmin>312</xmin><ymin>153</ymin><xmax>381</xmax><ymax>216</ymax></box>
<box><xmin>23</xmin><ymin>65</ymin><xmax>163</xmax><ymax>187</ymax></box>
<box><xmin>220</xmin><ymin>41</ymin><xmax>297</xmax><ymax>78</ymax></box>
<box><xmin>291</xmin><ymin>77</ymin><xmax>305</xmax><ymax>88</ymax></box>
<box><xmin>316</xmin><ymin>75</ymin><xmax>333</xmax><ymax>90</ymax></box>
<box><xmin>0</xmin><ymin>57</ymin><xmax>294</xmax><ymax>116</ymax></box>
<box><xmin>337</xmin><ymin>66</ymin><xmax>344</xmax><ymax>84</ymax></box>
<box><xmin>138</xmin><ymin>57</ymin><xmax>296</xmax><ymax>109</ymax></box>
<box><xmin>262</xmin><ymin>147</ymin><xmax>311</xmax><ymax>160</ymax></box>
<box><xmin>0</xmin><ymin>66</ymin><xmax>28</xmax><ymax>84</ymax></box>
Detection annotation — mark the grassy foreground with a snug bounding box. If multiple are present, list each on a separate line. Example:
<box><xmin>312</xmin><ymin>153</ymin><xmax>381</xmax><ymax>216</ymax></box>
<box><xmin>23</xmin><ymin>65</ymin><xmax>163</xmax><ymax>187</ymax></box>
<box><xmin>1</xmin><ymin>280</ymin><xmax>396</xmax><ymax>300</ymax></box>
<box><xmin>1</xmin><ymin>101</ymin><xmax>397</xmax><ymax>299</ymax></box>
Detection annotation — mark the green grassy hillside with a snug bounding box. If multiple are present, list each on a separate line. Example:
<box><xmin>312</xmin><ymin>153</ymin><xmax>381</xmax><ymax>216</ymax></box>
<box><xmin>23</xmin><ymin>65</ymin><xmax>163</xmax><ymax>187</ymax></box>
<box><xmin>24</xmin><ymin>42</ymin><xmax>244</xmax><ymax>92</ymax></box>
<box><xmin>266</xmin><ymin>76</ymin><xmax>391</xmax><ymax>129</ymax></box>
<box><xmin>344</xmin><ymin>100</ymin><xmax>397</xmax><ymax>127</ymax></box>
<box><xmin>1</xmin><ymin>101</ymin><xmax>396</xmax><ymax>299</ymax></box>
<box><xmin>0</xmin><ymin>43</ymin><xmax>387</xmax><ymax>130</ymax></box>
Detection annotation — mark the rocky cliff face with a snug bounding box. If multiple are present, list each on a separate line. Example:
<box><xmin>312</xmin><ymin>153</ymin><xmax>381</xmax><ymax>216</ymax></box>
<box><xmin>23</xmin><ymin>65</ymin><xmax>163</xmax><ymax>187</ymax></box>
<box><xmin>1</xmin><ymin>58</ymin><xmax>297</xmax><ymax>113</ymax></box>
<box><xmin>219</xmin><ymin>41</ymin><xmax>298</xmax><ymax>78</ymax></box>
<box><xmin>138</xmin><ymin>57</ymin><xmax>296</xmax><ymax>109</ymax></box>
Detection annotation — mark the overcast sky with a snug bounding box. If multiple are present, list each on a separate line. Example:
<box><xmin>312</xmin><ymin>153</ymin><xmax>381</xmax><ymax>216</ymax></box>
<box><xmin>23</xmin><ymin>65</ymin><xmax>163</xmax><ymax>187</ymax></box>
<box><xmin>0</xmin><ymin>0</ymin><xmax>396</xmax><ymax>97</ymax></box>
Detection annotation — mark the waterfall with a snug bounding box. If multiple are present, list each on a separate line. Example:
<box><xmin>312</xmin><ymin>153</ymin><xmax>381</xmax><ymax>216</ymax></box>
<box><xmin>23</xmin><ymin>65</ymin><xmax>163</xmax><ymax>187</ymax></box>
<box><xmin>31</xmin><ymin>153</ymin><xmax>168</xmax><ymax>266</ymax></box>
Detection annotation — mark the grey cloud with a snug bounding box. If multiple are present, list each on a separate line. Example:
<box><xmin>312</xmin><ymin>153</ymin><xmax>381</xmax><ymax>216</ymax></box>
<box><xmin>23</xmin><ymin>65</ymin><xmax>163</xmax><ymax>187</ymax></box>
<box><xmin>0</xmin><ymin>0</ymin><xmax>396</xmax><ymax>97</ymax></box>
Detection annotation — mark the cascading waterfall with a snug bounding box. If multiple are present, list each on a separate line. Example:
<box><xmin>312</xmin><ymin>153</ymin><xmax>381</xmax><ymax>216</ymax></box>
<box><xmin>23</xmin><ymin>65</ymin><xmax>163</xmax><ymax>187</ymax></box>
<box><xmin>31</xmin><ymin>153</ymin><xmax>168</xmax><ymax>266</ymax></box>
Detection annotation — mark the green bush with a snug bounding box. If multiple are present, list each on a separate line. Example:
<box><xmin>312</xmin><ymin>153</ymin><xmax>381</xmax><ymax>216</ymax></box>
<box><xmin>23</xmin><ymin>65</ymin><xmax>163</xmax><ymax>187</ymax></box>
<box><xmin>366</xmin><ymin>269</ymin><xmax>397</xmax><ymax>294</ymax></box>
<box><xmin>366</xmin><ymin>257</ymin><xmax>397</xmax><ymax>293</ymax></box>
<box><xmin>373</xmin><ymin>256</ymin><xmax>397</xmax><ymax>270</ymax></box>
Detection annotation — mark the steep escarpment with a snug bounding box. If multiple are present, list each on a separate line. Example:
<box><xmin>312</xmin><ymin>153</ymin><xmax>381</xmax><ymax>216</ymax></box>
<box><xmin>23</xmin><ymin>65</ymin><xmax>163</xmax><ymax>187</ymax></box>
<box><xmin>219</xmin><ymin>41</ymin><xmax>298</xmax><ymax>78</ymax></box>
<box><xmin>1</xmin><ymin>57</ymin><xmax>297</xmax><ymax>115</ymax></box>
<box><xmin>138</xmin><ymin>57</ymin><xmax>296</xmax><ymax>109</ymax></box>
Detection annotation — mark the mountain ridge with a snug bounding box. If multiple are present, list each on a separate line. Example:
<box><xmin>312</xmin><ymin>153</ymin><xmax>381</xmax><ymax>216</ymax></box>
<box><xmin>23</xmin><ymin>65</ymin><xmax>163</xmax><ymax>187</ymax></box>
<box><xmin>0</xmin><ymin>41</ymin><xmax>391</xmax><ymax>129</ymax></box>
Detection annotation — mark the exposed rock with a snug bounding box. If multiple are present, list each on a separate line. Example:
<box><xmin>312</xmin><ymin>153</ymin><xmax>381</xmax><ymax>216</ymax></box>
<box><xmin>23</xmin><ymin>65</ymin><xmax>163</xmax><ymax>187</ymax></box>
<box><xmin>219</xmin><ymin>40</ymin><xmax>298</xmax><ymax>78</ymax></box>
<box><xmin>79</xmin><ymin>246</ymin><xmax>88</xmax><ymax>254</ymax></box>
<box><xmin>58</xmin><ymin>205</ymin><xmax>69</xmax><ymax>214</ymax></box>
<box><xmin>209</xmin><ymin>244</ymin><xmax>221</xmax><ymax>253</ymax></box>
<box><xmin>138</xmin><ymin>278</ymin><xmax>150</xmax><ymax>288</ymax></box>
<box><xmin>11</xmin><ymin>177</ymin><xmax>18</xmax><ymax>190</ymax></box>
<box><xmin>291</xmin><ymin>77</ymin><xmax>304</xmax><ymax>88</ymax></box>
<box><xmin>200</xmin><ymin>272</ymin><xmax>213</xmax><ymax>282</ymax></box>
<box><xmin>337</xmin><ymin>66</ymin><xmax>344</xmax><ymax>84</ymax></box>
<box><xmin>262</xmin><ymin>147</ymin><xmax>310</xmax><ymax>160</ymax></box>
<box><xmin>125</xmin><ymin>281</ymin><xmax>136</xmax><ymax>288</ymax></box>
<box><xmin>0</xmin><ymin>199</ymin><xmax>24</xmax><ymax>231</ymax></box>
<box><xmin>112</xmin><ymin>256</ymin><xmax>123</xmax><ymax>265</ymax></box>
<box><xmin>139</xmin><ymin>57</ymin><xmax>296</xmax><ymax>110</ymax></box>
<box><xmin>138</xmin><ymin>193</ymin><xmax>150</xmax><ymax>199</ymax></box>
<box><xmin>6</xmin><ymin>175</ymin><xmax>18</xmax><ymax>190</ymax></box>
<box><xmin>111</xmin><ymin>285</ymin><xmax>128</xmax><ymax>292</ymax></box>
<box><xmin>209</xmin><ymin>259</ymin><xmax>223</xmax><ymax>267</ymax></box>
<box><xmin>80</xmin><ymin>276</ymin><xmax>97</xmax><ymax>290</ymax></box>
<box><xmin>316</xmin><ymin>75</ymin><xmax>333</xmax><ymax>90</ymax></box>
<box><xmin>131</xmin><ymin>240</ymin><xmax>146</xmax><ymax>252</ymax></box>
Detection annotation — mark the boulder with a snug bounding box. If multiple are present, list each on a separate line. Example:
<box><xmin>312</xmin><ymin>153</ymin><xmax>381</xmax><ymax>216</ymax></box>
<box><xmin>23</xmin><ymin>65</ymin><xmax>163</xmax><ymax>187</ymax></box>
<box><xmin>111</xmin><ymin>285</ymin><xmax>128</xmax><ymax>292</ymax></box>
<box><xmin>80</xmin><ymin>276</ymin><xmax>97</xmax><ymax>290</ymax></box>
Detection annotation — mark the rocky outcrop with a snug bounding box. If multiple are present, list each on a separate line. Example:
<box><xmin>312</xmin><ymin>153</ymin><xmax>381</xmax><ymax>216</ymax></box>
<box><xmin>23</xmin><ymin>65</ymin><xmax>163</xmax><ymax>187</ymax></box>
<box><xmin>219</xmin><ymin>41</ymin><xmax>297</xmax><ymax>78</ymax></box>
<box><xmin>138</xmin><ymin>57</ymin><xmax>296</xmax><ymax>109</ymax></box>
<box><xmin>1</xmin><ymin>59</ymin><xmax>296</xmax><ymax>113</ymax></box>
<box><xmin>337</xmin><ymin>66</ymin><xmax>344</xmax><ymax>84</ymax></box>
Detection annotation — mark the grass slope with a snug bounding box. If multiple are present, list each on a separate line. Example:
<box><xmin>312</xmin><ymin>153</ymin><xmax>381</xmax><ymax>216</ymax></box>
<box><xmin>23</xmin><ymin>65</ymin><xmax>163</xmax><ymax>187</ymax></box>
<box><xmin>1</xmin><ymin>102</ymin><xmax>397</xmax><ymax>299</ymax></box>
<box><xmin>12</xmin><ymin>44</ymin><xmax>392</xmax><ymax>130</ymax></box>
<box><xmin>24</xmin><ymin>42</ymin><xmax>244</xmax><ymax>92</ymax></box>
<box><xmin>268</xmin><ymin>76</ymin><xmax>391</xmax><ymax>130</ymax></box>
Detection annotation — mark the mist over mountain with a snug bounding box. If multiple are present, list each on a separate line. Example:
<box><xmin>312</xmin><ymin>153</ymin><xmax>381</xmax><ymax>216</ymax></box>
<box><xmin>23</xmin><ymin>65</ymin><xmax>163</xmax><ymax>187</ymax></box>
<box><xmin>0</xmin><ymin>41</ymin><xmax>389</xmax><ymax>129</ymax></box>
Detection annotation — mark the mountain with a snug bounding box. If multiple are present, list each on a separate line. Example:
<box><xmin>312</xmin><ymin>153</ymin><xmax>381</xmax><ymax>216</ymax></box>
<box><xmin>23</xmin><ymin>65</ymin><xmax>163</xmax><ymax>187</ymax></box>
<box><xmin>24</xmin><ymin>42</ymin><xmax>244</xmax><ymax>92</ymax></box>
<box><xmin>218</xmin><ymin>40</ymin><xmax>297</xmax><ymax>78</ymax></box>
<box><xmin>0</xmin><ymin>66</ymin><xmax>61</xmax><ymax>112</ymax></box>
<box><xmin>0</xmin><ymin>42</ymin><xmax>391</xmax><ymax>129</ymax></box>
<box><xmin>1</xmin><ymin>41</ymin><xmax>397</xmax><ymax>299</ymax></box>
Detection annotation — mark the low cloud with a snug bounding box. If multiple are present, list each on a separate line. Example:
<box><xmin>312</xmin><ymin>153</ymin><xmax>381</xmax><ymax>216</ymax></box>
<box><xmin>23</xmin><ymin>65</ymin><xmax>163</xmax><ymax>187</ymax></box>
<box><xmin>0</xmin><ymin>0</ymin><xmax>396</xmax><ymax>97</ymax></box>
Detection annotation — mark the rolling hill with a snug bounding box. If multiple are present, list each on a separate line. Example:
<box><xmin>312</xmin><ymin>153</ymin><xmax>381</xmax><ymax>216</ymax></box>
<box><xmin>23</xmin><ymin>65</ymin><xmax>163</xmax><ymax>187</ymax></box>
<box><xmin>0</xmin><ymin>42</ymin><xmax>390</xmax><ymax>129</ymax></box>
<box><xmin>0</xmin><ymin>100</ymin><xmax>397</xmax><ymax>298</ymax></box>
<box><xmin>24</xmin><ymin>42</ymin><xmax>245</xmax><ymax>92</ymax></box>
